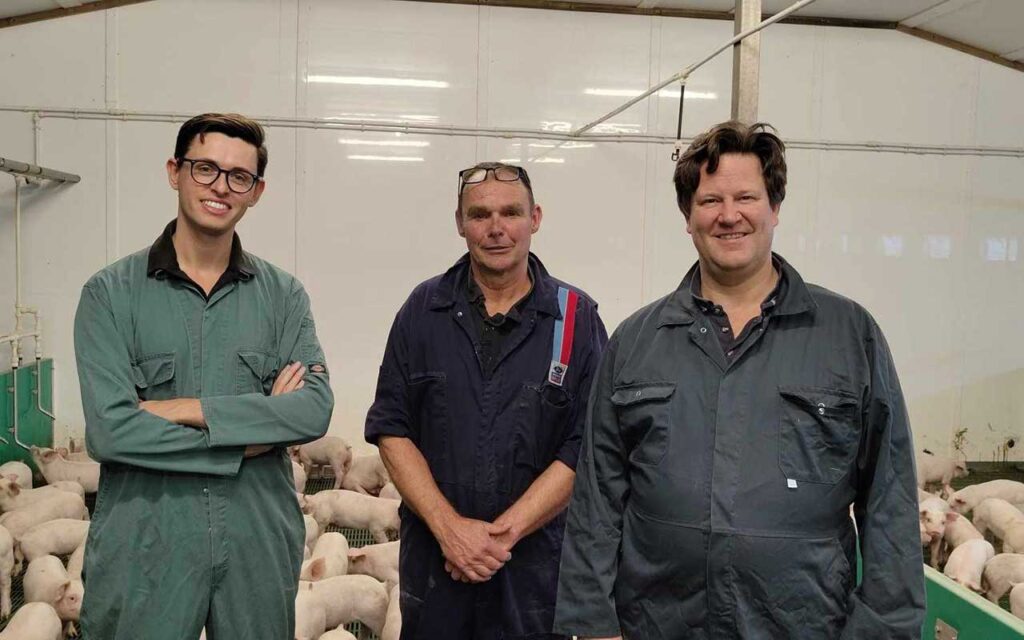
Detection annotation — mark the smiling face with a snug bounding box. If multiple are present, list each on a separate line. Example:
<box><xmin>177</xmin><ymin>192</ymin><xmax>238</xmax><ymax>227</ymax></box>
<box><xmin>166</xmin><ymin>131</ymin><xmax>265</xmax><ymax>237</ymax></box>
<box><xmin>686</xmin><ymin>152</ymin><xmax>779</xmax><ymax>282</ymax></box>
<box><xmin>455</xmin><ymin>177</ymin><xmax>542</xmax><ymax>279</ymax></box>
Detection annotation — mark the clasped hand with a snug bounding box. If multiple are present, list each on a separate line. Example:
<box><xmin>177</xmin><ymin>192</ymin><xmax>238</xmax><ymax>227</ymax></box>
<box><xmin>439</xmin><ymin>514</ymin><xmax>517</xmax><ymax>584</ymax></box>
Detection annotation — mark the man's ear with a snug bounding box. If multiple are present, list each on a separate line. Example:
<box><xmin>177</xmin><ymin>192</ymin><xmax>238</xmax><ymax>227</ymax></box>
<box><xmin>455</xmin><ymin>208</ymin><xmax>466</xmax><ymax>238</ymax></box>
<box><xmin>167</xmin><ymin>158</ymin><xmax>182</xmax><ymax>190</ymax></box>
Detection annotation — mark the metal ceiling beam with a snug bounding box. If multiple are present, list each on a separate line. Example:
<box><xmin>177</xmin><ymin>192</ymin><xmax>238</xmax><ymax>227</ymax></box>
<box><xmin>408</xmin><ymin>1</ymin><xmax>1021</xmax><ymax>74</ymax></box>
<box><xmin>897</xmin><ymin>25</ymin><xmax>1024</xmax><ymax>74</ymax></box>
<box><xmin>0</xmin><ymin>0</ymin><xmax>152</xmax><ymax>30</ymax></box>
<box><xmin>408</xmin><ymin>0</ymin><xmax>894</xmax><ymax>28</ymax></box>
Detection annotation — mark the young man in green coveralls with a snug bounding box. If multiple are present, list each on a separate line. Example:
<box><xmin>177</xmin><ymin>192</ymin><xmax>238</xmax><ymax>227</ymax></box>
<box><xmin>74</xmin><ymin>113</ymin><xmax>334</xmax><ymax>639</ymax></box>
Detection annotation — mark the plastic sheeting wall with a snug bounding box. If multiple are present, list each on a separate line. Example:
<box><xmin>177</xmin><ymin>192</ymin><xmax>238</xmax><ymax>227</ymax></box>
<box><xmin>0</xmin><ymin>0</ymin><xmax>1022</xmax><ymax>458</ymax></box>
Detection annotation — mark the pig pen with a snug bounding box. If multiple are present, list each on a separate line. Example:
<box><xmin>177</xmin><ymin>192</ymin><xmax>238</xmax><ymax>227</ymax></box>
<box><xmin>0</xmin><ymin>475</ymin><xmax>387</xmax><ymax>638</ymax></box>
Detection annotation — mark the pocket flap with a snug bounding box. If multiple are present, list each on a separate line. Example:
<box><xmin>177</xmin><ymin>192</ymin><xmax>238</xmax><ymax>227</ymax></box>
<box><xmin>133</xmin><ymin>353</ymin><xmax>175</xmax><ymax>389</ymax></box>
<box><xmin>239</xmin><ymin>351</ymin><xmax>273</xmax><ymax>379</ymax></box>
<box><xmin>611</xmin><ymin>382</ymin><xmax>676</xmax><ymax>406</ymax></box>
<box><xmin>779</xmin><ymin>385</ymin><xmax>859</xmax><ymax>412</ymax></box>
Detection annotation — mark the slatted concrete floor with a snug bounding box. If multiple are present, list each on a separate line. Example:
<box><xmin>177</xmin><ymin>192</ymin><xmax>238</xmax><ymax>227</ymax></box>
<box><xmin>0</xmin><ymin>476</ymin><xmax>384</xmax><ymax>637</ymax></box>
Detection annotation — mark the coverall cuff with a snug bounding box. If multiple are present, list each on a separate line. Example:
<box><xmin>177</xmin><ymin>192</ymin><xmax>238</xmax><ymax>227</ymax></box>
<box><xmin>201</xmin><ymin>396</ymin><xmax>245</xmax><ymax>449</ymax></box>
<box><xmin>554</xmin><ymin>446</ymin><xmax>581</xmax><ymax>471</ymax></box>
<box><xmin>365</xmin><ymin>424</ymin><xmax>411</xmax><ymax>447</ymax></box>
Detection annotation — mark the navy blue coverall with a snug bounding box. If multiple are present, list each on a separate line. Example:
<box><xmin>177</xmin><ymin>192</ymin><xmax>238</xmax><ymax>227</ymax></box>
<box><xmin>366</xmin><ymin>253</ymin><xmax>607</xmax><ymax>639</ymax></box>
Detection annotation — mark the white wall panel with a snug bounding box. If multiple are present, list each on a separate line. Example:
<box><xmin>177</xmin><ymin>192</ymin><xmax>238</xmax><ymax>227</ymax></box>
<box><xmin>486</xmin><ymin>8</ymin><xmax>653</xmax><ymax>133</ymax></box>
<box><xmin>0</xmin><ymin>0</ymin><xmax>1021</xmax><ymax>460</ymax></box>
<box><xmin>0</xmin><ymin>12</ymin><xmax>105</xmax><ymax>108</ymax></box>
<box><xmin>116</xmin><ymin>0</ymin><xmax>299</xmax><ymax>116</ymax></box>
<box><xmin>820</xmin><ymin>28</ymin><xmax>979</xmax><ymax>147</ymax></box>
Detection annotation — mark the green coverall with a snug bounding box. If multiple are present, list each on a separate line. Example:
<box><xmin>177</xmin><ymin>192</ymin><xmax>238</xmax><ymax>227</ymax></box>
<box><xmin>73</xmin><ymin>231</ymin><xmax>333</xmax><ymax>640</ymax></box>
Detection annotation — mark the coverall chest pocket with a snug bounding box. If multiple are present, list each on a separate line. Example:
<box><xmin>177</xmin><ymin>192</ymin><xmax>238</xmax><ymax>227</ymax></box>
<box><xmin>132</xmin><ymin>352</ymin><xmax>177</xmax><ymax>400</ymax></box>
<box><xmin>509</xmin><ymin>383</ymin><xmax>573</xmax><ymax>494</ymax></box>
<box><xmin>611</xmin><ymin>382</ymin><xmax>676</xmax><ymax>467</ymax></box>
<box><xmin>406</xmin><ymin>372</ymin><xmax>451</xmax><ymax>479</ymax></box>
<box><xmin>778</xmin><ymin>385</ymin><xmax>860</xmax><ymax>484</ymax></box>
<box><xmin>236</xmin><ymin>350</ymin><xmax>278</xmax><ymax>395</ymax></box>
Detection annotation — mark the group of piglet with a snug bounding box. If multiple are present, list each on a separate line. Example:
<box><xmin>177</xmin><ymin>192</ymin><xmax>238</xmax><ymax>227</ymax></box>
<box><xmin>291</xmin><ymin>435</ymin><xmax>402</xmax><ymax>640</ymax></box>
<box><xmin>917</xmin><ymin>449</ymin><xmax>1024</xmax><ymax>616</ymax></box>
<box><xmin>0</xmin><ymin>444</ymin><xmax>99</xmax><ymax>639</ymax></box>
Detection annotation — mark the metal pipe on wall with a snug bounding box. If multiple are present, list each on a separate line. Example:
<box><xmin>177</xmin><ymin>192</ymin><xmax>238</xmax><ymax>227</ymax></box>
<box><xmin>0</xmin><ymin>105</ymin><xmax>1020</xmax><ymax>158</ymax></box>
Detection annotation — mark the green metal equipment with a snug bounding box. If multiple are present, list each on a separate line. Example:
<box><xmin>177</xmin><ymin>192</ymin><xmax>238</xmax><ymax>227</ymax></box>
<box><xmin>0</xmin><ymin>359</ymin><xmax>54</xmax><ymax>470</ymax></box>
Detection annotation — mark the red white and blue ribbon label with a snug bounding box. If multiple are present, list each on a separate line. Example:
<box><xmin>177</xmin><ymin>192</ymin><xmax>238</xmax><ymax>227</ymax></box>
<box><xmin>548</xmin><ymin>286</ymin><xmax>579</xmax><ymax>386</ymax></box>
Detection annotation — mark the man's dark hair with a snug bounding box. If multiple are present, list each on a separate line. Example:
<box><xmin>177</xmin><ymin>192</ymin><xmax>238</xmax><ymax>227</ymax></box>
<box><xmin>174</xmin><ymin>113</ymin><xmax>268</xmax><ymax>177</ymax></box>
<box><xmin>457</xmin><ymin>162</ymin><xmax>535</xmax><ymax>212</ymax></box>
<box><xmin>673</xmin><ymin>121</ymin><xmax>786</xmax><ymax>219</ymax></box>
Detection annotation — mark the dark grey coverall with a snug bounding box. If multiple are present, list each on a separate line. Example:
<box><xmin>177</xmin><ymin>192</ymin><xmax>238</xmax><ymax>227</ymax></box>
<box><xmin>555</xmin><ymin>255</ymin><xmax>925</xmax><ymax>639</ymax></box>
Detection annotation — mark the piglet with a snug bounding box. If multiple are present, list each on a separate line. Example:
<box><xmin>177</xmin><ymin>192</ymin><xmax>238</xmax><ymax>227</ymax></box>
<box><xmin>972</xmin><ymin>498</ymin><xmax>1024</xmax><ymax>552</ymax></box>
<box><xmin>0</xmin><ymin>492</ymin><xmax>89</xmax><ymax>540</ymax></box>
<box><xmin>320</xmin><ymin>628</ymin><xmax>358</xmax><ymax>640</ymax></box>
<box><xmin>948</xmin><ymin>480</ymin><xmax>1024</xmax><ymax>515</ymax></box>
<box><xmin>0</xmin><ymin>602</ymin><xmax>62</xmax><ymax>640</ymax></box>
<box><xmin>0</xmin><ymin>525</ymin><xmax>14</xmax><ymax>619</ymax></box>
<box><xmin>381</xmin><ymin>582</ymin><xmax>402</xmax><ymax>640</ymax></box>
<box><xmin>347</xmin><ymin>541</ymin><xmax>400</xmax><ymax>585</ymax></box>
<box><xmin>1011</xmin><ymin>583</ymin><xmax>1024</xmax><ymax>620</ymax></box>
<box><xmin>294</xmin><ymin>589</ymin><xmax>327</xmax><ymax>640</ymax></box>
<box><xmin>0</xmin><ymin>478</ymin><xmax>84</xmax><ymax>513</ymax></box>
<box><xmin>301</xmin><ymin>574</ymin><xmax>389</xmax><ymax>637</ymax></box>
<box><xmin>23</xmin><ymin>555</ymin><xmax>82</xmax><ymax>624</ymax></box>
<box><xmin>297</xmin><ymin>437</ymin><xmax>353</xmax><ymax>490</ymax></box>
<box><xmin>341</xmin><ymin>455</ymin><xmax>390</xmax><ymax>496</ymax></box>
<box><xmin>56</xmin><ymin>447</ymin><xmax>95</xmax><ymax>464</ymax></box>
<box><xmin>919</xmin><ymin>496</ymin><xmax>950</xmax><ymax>567</ymax></box>
<box><xmin>29</xmin><ymin>447</ymin><xmax>99</xmax><ymax>494</ymax></box>
<box><xmin>379</xmin><ymin>483</ymin><xmax>401</xmax><ymax>502</ymax></box>
<box><xmin>303</xmin><ymin>514</ymin><xmax>320</xmax><ymax>551</ymax></box>
<box><xmin>0</xmin><ymin>462</ymin><xmax>32</xmax><ymax>490</ymax></box>
<box><xmin>293</xmin><ymin>460</ymin><xmax>308</xmax><ymax>493</ymax></box>
<box><xmin>916</xmin><ymin>450</ymin><xmax>968</xmax><ymax>495</ymax></box>
<box><xmin>982</xmin><ymin>553</ymin><xmax>1024</xmax><ymax>602</ymax></box>
<box><xmin>300</xmin><ymin>532</ymin><xmax>350</xmax><ymax>582</ymax></box>
<box><xmin>19</xmin><ymin>520</ymin><xmax>90</xmax><ymax>563</ymax></box>
<box><xmin>301</xmin><ymin>490</ymin><xmax>399</xmax><ymax>544</ymax></box>
<box><xmin>943</xmin><ymin>538</ymin><xmax>994</xmax><ymax>593</ymax></box>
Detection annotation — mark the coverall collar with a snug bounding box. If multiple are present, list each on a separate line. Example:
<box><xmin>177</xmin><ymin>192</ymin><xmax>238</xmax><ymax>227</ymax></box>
<box><xmin>429</xmin><ymin>252</ymin><xmax>562</xmax><ymax>318</ymax></box>
<box><xmin>147</xmin><ymin>218</ymin><xmax>255</xmax><ymax>282</ymax></box>
<box><xmin>658</xmin><ymin>252</ymin><xmax>817</xmax><ymax>328</ymax></box>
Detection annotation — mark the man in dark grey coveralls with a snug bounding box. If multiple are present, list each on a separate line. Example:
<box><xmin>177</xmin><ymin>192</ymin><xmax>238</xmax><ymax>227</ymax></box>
<box><xmin>554</xmin><ymin>121</ymin><xmax>925</xmax><ymax>640</ymax></box>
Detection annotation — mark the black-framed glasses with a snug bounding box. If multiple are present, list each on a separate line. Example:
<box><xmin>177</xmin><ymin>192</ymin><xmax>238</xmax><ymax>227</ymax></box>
<box><xmin>457</xmin><ymin>163</ymin><xmax>527</xmax><ymax>195</ymax></box>
<box><xmin>178</xmin><ymin>158</ymin><xmax>261</xmax><ymax>194</ymax></box>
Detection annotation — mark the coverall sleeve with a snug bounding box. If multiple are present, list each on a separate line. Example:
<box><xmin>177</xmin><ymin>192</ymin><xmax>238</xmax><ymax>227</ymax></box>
<box><xmin>553</xmin><ymin>335</ymin><xmax>627</xmax><ymax>637</ymax></box>
<box><xmin>553</xmin><ymin>302</ymin><xmax>608</xmax><ymax>471</ymax></box>
<box><xmin>203</xmin><ymin>284</ymin><xmax>334</xmax><ymax>448</ymax></box>
<box><xmin>75</xmin><ymin>283</ymin><xmax>243</xmax><ymax>476</ymax></box>
<box><xmin>365</xmin><ymin>306</ymin><xmax>413</xmax><ymax>445</ymax></box>
<box><xmin>840</xmin><ymin>322</ymin><xmax>926</xmax><ymax>639</ymax></box>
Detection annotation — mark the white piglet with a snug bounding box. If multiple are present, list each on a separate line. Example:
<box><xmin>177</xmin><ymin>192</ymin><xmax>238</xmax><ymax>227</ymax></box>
<box><xmin>23</xmin><ymin>555</ymin><xmax>83</xmax><ymax>624</ymax></box>
<box><xmin>378</xmin><ymin>483</ymin><xmax>401</xmax><ymax>501</ymax></box>
<box><xmin>302</xmin><ymin>491</ymin><xmax>399</xmax><ymax>544</ymax></box>
<box><xmin>0</xmin><ymin>462</ymin><xmax>32</xmax><ymax>490</ymax></box>
<box><xmin>29</xmin><ymin>447</ymin><xmax>99</xmax><ymax>494</ymax></box>
<box><xmin>0</xmin><ymin>602</ymin><xmax>62</xmax><ymax>640</ymax></box>
<box><xmin>919</xmin><ymin>496</ymin><xmax>950</xmax><ymax>567</ymax></box>
<box><xmin>943</xmin><ymin>539</ymin><xmax>994</xmax><ymax>593</ymax></box>
<box><xmin>0</xmin><ymin>525</ymin><xmax>14</xmax><ymax>619</ymax></box>
<box><xmin>972</xmin><ymin>498</ymin><xmax>1024</xmax><ymax>552</ymax></box>
<box><xmin>294</xmin><ymin>589</ymin><xmax>327</xmax><ymax>640</ymax></box>
<box><xmin>381</xmin><ymin>582</ymin><xmax>402</xmax><ymax>640</ymax></box>
<box><xmin>916</xmin><ymin>450</ymin><xmax>968</xmax><ymax>494</ymax></box>
<box><xmin>348</xmin><ymin>541</ymin><xmax>400</xmax><ymax>585</ymax></box>
<box><xmin>948</xmin><ymin>480</ymin><xmax>1024</xmax><ymax>515</ymax></box>
<box><xmin>300</xmin><ymin>532</ymin><xmax>350</xmax><ymax>582</ymax></box>
<box><xmin>0</xmin><ymin>478</ymin><xmax>85</xmax><ymax>513</ymax></box>
<box><xmin>982</xmin><ymin>553</ymin><xmax>1024</xmax><ymax>602</ymax></box>
<box><xmin>19</xmin><ymin>520</ymin><xmax>90</xmax><ymax>563</ymax></box>
<box><xmin>302</xmin><ymin>574</ymin><xmax>389</xmax><ymax>637</ymax></box>
<box><xmin>293</xmin><ymin>460</ymin><xmax>308</xmax><ymax>493</ymax></box>
<box><xmin>297</xmin><ymin>437</ymin><xmax>353</xmax><ymax>490</ymax></box>
<box><xmin>1011</xmin><ymin>583</ymin><xmax>1024</xmax><ymax>620</ymax></box>
<box><xmin>0</xmin><ymin>492</ymin><xmax>89</xmax><ymax>540</ymax></box>
<box><xmin>320</xmin><ymin>628</ymin><xmax>359</xmax><ymax>640</ymax></box>
<box><xmin>341</xmin><ymin>455</ymin><xmax>390</xmax><ymax>496</ymax></box>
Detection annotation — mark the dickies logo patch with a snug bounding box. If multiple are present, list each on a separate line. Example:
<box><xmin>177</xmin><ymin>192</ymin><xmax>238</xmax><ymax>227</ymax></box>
<box><xmin>308</xmin><ymin>363</ymin><xmax>327</xmax><ymax>374</ymax></box>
